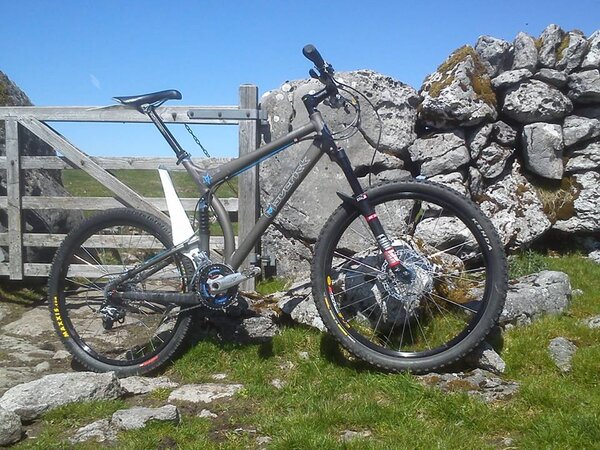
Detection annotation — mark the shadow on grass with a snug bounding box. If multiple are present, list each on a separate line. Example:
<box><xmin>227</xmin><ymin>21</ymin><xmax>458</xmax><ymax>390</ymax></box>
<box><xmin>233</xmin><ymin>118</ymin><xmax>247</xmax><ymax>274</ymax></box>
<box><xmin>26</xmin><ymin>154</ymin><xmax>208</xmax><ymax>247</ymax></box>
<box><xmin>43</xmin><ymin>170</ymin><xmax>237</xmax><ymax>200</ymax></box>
<box><xmin>0</xmin><ymin>280</ymin><xmax>47</xmax><ymax>305</ymax></box>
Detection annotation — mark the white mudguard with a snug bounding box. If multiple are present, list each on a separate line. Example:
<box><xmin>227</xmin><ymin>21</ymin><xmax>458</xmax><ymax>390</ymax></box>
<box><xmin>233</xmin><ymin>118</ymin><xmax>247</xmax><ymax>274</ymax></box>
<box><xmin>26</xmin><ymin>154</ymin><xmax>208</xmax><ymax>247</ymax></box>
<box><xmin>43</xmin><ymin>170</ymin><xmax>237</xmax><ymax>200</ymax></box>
<box><xmin>158</xmin><ymin>167</ymin><xmax>198</xmax><ymax>260</ymax></box>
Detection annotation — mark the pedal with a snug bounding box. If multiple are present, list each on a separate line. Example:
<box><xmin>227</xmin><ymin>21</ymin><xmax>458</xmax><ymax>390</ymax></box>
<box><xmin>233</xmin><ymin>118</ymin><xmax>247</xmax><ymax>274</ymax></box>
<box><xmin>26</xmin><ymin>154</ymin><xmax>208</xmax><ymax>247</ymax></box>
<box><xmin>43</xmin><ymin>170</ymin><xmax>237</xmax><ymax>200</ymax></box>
<box><xmin>208</xmin><ymin>266</ymin><xmax>261</xmax><ymax>293</ymax></box>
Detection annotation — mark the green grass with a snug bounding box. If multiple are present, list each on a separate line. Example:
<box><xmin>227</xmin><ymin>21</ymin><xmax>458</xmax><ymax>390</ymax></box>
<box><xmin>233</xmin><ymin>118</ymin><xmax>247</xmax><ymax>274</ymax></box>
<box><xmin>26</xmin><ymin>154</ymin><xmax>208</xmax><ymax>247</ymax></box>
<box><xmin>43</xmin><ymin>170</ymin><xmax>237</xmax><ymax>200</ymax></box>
<box><xmin>12</xmin><ymin>254</ymin><xmax>600</xmax><ymax>449</ymax></box>
<box><xmin>62</xmin><ymin>169</ymin><xmax>237</xmax><ymax>198</ymax></box>
<box><xmin>255</xmin><ymin>277</ymin><xmax>291</xmax><ymax>295</ymax></box>
<box><xmin>61</xmin><ymin>169</ymin><xmax>238</xmax><ymax>234</ymax></box>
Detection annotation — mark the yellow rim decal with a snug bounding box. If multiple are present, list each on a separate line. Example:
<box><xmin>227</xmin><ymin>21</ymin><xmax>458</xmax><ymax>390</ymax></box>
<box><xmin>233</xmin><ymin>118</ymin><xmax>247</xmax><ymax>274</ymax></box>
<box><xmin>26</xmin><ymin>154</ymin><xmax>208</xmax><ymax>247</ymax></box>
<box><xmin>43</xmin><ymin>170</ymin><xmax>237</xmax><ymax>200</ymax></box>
<box><xmin>53</xmin><ymin>296</ymin><xmax>69</xmax><ymax>338</ymax></box>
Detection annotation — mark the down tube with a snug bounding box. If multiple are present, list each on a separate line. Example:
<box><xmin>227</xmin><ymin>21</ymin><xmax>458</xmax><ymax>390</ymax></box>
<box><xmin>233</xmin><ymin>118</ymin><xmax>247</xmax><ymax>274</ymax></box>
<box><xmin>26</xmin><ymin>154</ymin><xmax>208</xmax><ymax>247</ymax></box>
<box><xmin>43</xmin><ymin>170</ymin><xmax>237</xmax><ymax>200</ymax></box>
<box><xmin>230</xmin><ymin>142</ymin><xmax>324</xmax><ymax>270</ymax></box>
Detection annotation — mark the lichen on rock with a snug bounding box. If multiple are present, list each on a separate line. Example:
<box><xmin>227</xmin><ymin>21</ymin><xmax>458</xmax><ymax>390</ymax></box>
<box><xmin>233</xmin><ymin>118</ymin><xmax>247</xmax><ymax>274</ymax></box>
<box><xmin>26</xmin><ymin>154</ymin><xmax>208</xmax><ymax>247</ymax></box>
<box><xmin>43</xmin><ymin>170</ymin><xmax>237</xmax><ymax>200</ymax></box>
<box><xmin>419</xmin><ymin>46</ymin><xmax>497</xmax><ymax>128</ymax></box>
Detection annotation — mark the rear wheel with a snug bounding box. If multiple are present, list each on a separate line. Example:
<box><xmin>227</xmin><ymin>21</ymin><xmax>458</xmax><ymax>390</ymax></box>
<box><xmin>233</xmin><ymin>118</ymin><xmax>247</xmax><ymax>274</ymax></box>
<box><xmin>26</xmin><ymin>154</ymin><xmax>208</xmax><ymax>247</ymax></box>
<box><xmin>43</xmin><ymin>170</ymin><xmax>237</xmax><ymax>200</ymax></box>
<box><xmin>48</xmin><ymin>208</ymin><xmax>194</xmax><ymax>376</ymax></box>
<box><xmin>312</xmin><ymin>181</ymin><xmax>507</xmax><ymax>373</ymax></box>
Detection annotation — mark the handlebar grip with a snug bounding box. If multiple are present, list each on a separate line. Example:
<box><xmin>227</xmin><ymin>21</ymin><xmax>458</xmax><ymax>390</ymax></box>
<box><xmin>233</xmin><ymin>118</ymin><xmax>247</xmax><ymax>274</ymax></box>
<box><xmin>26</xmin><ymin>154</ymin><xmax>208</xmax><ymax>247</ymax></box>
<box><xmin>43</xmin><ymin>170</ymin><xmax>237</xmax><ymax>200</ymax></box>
<box><xmin>303</xmin><ymin>44</ymin><xmax>325</xmax><ymax>69</ymax></box>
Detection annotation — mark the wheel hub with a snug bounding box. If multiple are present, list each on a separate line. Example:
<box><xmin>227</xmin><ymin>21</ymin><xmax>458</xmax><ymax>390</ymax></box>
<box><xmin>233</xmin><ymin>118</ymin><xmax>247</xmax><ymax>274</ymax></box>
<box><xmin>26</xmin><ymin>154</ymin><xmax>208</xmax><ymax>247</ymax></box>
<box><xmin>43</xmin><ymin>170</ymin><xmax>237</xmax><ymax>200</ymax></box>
<box><xmin>379</xmin><ymin>242</ymin><xmax>434</xmax><ymax>312</ymax></box>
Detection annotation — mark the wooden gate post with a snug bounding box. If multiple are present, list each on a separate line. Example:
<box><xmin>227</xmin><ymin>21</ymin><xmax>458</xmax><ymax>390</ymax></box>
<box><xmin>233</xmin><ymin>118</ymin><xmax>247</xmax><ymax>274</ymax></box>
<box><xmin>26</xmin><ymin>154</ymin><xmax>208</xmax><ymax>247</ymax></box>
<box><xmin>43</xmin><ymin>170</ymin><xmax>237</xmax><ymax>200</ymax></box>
<box><xmin>5</xmin><ymin>120</ymin><xmax>23</xmax><ymax>279</ymax></box>
<box><xmin>238</xmin><ymin>85</ymin><xmax>260</xmax><ymax>291</ymax></box>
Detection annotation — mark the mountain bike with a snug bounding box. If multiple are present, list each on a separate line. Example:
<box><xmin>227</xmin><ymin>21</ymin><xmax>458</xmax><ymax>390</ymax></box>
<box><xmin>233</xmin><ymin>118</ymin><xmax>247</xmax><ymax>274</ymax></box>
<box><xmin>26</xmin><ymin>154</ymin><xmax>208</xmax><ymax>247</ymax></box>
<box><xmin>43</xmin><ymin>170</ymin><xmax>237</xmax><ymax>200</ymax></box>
<box><xmin>48</xmin><ymin>45</ymin><xmax>507</xmax><ymax>376</ymax></box>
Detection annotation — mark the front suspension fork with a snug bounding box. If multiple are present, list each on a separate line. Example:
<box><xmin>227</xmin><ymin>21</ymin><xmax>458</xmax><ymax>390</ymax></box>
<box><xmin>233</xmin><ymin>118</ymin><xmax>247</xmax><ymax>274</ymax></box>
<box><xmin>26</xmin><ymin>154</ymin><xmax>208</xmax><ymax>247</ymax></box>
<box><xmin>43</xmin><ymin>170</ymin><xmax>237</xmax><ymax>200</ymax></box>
<box><xmin>329</xmin><ymin>146</ymin><xmax>409</xmax><ymax>275</ymax></box>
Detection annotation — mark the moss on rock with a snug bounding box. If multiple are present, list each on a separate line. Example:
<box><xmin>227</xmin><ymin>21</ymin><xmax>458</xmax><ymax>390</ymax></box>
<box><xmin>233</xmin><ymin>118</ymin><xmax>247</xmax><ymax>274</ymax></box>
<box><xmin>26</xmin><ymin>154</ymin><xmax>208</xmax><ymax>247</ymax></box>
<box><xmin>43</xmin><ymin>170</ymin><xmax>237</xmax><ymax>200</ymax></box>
<box><xmin>534</xmin><ymin>176</ymin><xmax>581</xmax><ymax>223</ymax></box>
<box><xmin>426</xmin><ymin>46</ymin><xmax>496</xmax><ymax>108</ymax></box>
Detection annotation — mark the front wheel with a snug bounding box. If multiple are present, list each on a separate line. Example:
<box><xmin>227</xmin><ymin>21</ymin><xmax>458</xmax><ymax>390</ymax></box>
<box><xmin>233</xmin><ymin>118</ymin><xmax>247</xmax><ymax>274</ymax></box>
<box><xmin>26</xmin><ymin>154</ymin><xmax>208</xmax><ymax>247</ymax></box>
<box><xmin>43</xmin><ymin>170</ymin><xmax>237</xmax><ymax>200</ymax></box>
<box><xmin>312</xmin><ymin>181</ymin><xmax>507</xmax><ymax>373</ymax></box>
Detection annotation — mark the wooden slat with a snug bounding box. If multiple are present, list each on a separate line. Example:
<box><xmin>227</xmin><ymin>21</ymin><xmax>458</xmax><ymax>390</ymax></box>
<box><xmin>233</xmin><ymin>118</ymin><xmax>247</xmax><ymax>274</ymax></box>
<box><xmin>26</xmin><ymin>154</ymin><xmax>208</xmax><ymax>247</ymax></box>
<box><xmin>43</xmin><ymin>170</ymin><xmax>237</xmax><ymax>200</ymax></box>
<box><xmin>0</xmin><ymin>196</ymin><xmax>238</xmax><ymax>212</ymax></box>
<box><xmin>5</xmin><ymin>120</ymin><xmax>23</xmax><ymax>279</ymax></box>
<box><xmin>0</xmin><ymin>105</ymin><xmax>241</xmax><ymax>124</ymax></box>
<box><xmin>0</xmin><ymin>155</ymin><xmax>232</xmax><ymax>170</ymax></box>
<box><xmin>0</xmin><ymin>232</ymin><xmax>233</xmax><ymax>248</ymax></box>
<box><xmin>238</xmin><ymin>85</ymin><xmax>260</xmax><ymax>290</ymax></box>
<box><xmin>20</xmin><ymin>118</ymin><xmax>168</xmax><ymax>221</ymax></box>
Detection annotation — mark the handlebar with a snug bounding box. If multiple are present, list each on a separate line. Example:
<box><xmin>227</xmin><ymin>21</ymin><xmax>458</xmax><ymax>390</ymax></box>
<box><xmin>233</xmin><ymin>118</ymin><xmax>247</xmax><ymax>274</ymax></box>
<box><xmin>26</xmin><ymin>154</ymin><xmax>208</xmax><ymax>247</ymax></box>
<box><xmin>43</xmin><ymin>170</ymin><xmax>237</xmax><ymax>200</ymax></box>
<box><xmin>302</xmin><ymin>44</ymin><xmax>326</xmax><ymax>71</ymax></box>
<box><xmin>302</xmin><ymin>44</ymin><xmax>338</xmax><ymax>99</ymax></box>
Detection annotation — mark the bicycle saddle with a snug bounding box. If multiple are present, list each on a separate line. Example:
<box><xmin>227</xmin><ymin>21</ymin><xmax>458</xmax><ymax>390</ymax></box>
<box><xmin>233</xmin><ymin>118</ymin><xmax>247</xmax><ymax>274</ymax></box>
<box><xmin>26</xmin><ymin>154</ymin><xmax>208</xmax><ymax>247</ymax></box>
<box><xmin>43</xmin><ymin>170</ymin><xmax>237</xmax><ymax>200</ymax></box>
<box><xmin>113</xmin><ymin>89</ymin><xmax>182</xmax><ymax>108</ymax></box>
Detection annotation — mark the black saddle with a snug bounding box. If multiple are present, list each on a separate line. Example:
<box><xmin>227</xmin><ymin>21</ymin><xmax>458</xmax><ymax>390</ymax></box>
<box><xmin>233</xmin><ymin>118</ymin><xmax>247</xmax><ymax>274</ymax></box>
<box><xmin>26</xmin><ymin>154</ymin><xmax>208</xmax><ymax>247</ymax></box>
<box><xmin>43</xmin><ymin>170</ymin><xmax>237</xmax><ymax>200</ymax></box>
<box><xmin>113</xmin><ymin>89</ymin><xmax>182</xmax><ymax>109</ymax></box>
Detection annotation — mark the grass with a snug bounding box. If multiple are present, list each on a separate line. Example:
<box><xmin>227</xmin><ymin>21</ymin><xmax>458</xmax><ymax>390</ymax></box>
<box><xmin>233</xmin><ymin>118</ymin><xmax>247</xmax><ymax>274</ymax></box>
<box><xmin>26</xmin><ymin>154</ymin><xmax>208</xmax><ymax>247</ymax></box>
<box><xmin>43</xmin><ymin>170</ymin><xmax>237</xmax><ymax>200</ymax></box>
<box><xmin>61</xmin><ymin>169</ymin><xmax>238</xmax><ymax>198</ymax></box>
<box><xmin>11</xmin><ymin>252</ymin><xmax>600</xmax><ymax>449</ymax></box>
<box><xmin>61</xmin><ymin>169</ymin><xmax>238</xmax><ymax>235</ymax></box>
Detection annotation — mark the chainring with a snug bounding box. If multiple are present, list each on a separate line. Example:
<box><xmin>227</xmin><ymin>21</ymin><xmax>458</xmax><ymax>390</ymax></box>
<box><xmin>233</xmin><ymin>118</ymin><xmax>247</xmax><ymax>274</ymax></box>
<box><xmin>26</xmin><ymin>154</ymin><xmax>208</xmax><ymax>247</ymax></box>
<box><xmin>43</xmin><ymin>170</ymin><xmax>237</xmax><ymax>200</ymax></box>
<box><xmin>196</xmin><ymin>263</ymin><xmax>238</xmax><ymax>310</ymax></box>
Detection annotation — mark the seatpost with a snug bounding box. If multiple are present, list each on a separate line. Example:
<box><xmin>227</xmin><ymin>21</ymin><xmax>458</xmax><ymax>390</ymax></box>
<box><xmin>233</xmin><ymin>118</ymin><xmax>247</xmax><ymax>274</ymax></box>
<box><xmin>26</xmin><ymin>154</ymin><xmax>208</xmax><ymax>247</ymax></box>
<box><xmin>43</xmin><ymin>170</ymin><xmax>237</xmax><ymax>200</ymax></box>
<box><xmin>145</xmin><ymin>106</ymin><xmax>190</xmax><ymax>163</ymax></box>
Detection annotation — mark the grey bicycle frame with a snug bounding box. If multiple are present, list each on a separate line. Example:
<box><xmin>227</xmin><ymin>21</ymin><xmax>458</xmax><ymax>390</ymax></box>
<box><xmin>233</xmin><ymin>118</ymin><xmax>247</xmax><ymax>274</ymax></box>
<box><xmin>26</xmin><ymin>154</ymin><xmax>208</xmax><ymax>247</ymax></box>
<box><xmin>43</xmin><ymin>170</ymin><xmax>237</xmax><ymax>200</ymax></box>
<box><xmin>181</xmin><ymin>111</ymin><xmax>328</xmax><ymax>270</ymax></box>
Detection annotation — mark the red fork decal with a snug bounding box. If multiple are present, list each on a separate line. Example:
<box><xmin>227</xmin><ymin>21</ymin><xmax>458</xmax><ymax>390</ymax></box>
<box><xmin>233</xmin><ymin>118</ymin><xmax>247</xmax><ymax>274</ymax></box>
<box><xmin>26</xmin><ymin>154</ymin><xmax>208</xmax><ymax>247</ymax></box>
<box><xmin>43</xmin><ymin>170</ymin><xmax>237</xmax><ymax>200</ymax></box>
<box><xmin>383</xmin><ymin>248</ymin><xmax>402</xmax><ymax>268</ymax></box>
<box><xmin>365</xmin><ymin>213</ymin><xmax>378</xmax><ymax>222</ymax></box>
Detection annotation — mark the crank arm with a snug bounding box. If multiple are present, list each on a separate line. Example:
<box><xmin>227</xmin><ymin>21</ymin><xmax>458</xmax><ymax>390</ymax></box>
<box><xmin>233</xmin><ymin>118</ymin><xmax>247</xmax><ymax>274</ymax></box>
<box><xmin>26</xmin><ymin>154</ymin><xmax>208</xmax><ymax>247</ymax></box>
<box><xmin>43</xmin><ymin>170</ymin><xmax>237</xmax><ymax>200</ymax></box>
<box><xmin>209</xmin><ymin>266</ymin><xmax>261</xmax><ymax>293</ymax></box>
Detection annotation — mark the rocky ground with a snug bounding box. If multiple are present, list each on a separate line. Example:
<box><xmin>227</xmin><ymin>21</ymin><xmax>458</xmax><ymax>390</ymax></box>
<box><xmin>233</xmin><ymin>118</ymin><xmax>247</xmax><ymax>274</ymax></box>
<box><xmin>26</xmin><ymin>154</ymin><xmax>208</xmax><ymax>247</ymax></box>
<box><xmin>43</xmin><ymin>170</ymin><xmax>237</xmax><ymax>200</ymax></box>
<box><xmin>2</xmin><ymin>267</ymin><xmax>599</xmax><ymax>445</ymax></box>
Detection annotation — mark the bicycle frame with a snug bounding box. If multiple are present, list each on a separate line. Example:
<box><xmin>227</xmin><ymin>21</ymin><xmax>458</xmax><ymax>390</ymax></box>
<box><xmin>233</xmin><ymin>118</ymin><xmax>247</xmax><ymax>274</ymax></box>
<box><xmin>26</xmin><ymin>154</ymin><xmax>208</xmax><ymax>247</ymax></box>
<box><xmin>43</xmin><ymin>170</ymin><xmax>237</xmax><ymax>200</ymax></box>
<box><xmin>109</xmin><ymin>90</ymin><xmax>409</xmax><ymax>304</ymax></box>
<box><xmin>149</xmin><ymin>106</ymin><xmax>330</xmax><ymax>270</ymax></box>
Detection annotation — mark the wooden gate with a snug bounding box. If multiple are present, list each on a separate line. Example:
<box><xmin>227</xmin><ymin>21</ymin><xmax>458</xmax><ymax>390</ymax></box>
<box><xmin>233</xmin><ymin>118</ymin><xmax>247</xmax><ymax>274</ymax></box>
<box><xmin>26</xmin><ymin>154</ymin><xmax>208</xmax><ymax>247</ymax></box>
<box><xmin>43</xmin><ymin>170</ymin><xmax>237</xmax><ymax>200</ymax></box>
<box><xmin>0</xmin><ymin>85</ymin><xmax>263</xmax><ymax>288</ymax></box>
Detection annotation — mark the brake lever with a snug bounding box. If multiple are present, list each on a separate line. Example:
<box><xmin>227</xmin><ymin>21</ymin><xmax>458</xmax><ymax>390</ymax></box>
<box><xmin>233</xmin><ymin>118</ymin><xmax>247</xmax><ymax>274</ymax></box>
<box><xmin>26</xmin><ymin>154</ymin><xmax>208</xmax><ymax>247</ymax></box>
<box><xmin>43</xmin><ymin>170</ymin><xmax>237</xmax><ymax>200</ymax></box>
<box><xmin>324</xmin><ymin>93</ymin><xmax>349</xmax><ymax>110</ymax></box>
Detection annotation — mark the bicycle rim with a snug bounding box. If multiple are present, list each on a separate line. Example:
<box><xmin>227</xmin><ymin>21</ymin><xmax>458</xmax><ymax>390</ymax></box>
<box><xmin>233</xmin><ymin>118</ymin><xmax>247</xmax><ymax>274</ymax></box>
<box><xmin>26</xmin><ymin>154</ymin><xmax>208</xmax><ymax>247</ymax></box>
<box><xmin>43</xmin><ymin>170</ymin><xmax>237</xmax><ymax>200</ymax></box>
<box><xmin>319</xmin><ymin>186</ymin><xmax>501</xmax><ymax>360</ymax></box>
<box><xmin>52</xmin><ymin>214</ymin><xmax>191</xmax><ymax>368</ymax></box>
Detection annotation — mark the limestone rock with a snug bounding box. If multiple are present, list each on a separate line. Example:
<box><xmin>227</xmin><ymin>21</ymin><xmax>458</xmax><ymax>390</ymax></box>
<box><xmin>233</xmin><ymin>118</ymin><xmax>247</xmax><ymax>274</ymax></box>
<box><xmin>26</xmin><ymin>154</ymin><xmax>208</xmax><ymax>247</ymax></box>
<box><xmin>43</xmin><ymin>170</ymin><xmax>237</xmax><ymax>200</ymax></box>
<box><xmin>418</xmin><ymin>369</ymin><xmax>519</xmax><ymax>403</ymax></box>
<box><xmin>581</xmin><ymin>30</ymin><xmax>600</xmax><ymax>69</ymax></box>
<box><xmin>168</xmin><ymin>383</ymin><xmax>243</xmax><ymax>404</ymax></box>
<box><xmin>0</xmin><ymin>407</ymin><xmax>21</xmax><ymax>446</ymax></box>
<box><xmin>2</xmin><ymin>307</ymin><xmax>54</xmax><ymax>337</ymax></box>
<box><xmin>475</xmin><ymin>142</ymin><xmax>514</xmax><ymax>179</ymax></box>
<box><xmin>408</xmin><ymin>131</ymin><xmax>470</xmax><ymax>176</ymax></box>
<box><xmin>468</xmin><ymin>166</ymin><xmax>484</xmax><ymax>197</ymax></box>
<box><xmin>554</xmin><ymin>171</ymin><xmax>600</xmax><ymax>233</ymax></box>
<box><xmin>533</xmin><ymin>68</ymin><xmax>568</xmax><ymax>88</ymax></box>
<box><xmin>548</xmin><ymin>337</ymin><xmax>577</xmax><ymax>372</ymax></box>
<box><xmin>476</xmin><ymin>36</ymin><xmax>513</xmax><ymax>77</ymax></box>
<box><xmin>111</xmin><ymin>405</ymin><xmax>180</xmax><ymax>430</ymax></box>
<box><xmin>568</xmin><ymin>69</ymin><xmax>600</xmax><ymax>104</ymax></box>
<box><xmin>500</xmin><ymin>271</ymin><xmax>571</xmax><ymax>326</ymax></box>
<box><xmin>465</xmin><ymin>341</ymin><xmax>506</xmax><ymax>374</ymax></box>
<box><xmin>538</xmin><ymin>24</ymin><xmax>565</xmax><ymax>68</ymax></box>
<box><xmin>428</xmin><ymin>172</ymin><xmax>468</xmax><ymax>196</ymax></box>
<box><xmin>491</xmin><ymin>69</ymin><xmax>532</xmax><ymax>90</ymax></box>
<box><xmin>467</xmin><ymin>123</ymin><xmax>493</xmax><ymax>159</ymax></box>
<box><xmin>562</xmin><ymin>115</ymin><xmax>600</xmax><ymax>147</ymax></box>
<box><xmin>565</xmin><ymin>142</ymin><xmax>600</xmax><ymax>172</ymax></box>
<box><xmin>340</xmin><ymin>430</ymin><xmax>373</xmax><ymax>442</ymax></box>
<box><xmin>502</xmin><ymin>80</ymin><xmax>573</xmax><ymax>123</ymax></box>
<box><xmin>556</xmin><ymin>31</ymin><xmax>589</xmax><ymax>73</ymax></box>
<box><xmin>521</xmin><ymin>123</ymin><xmax>564</xmax><ymax>180</ymax></box>
<box><xmin>419</xmin><ymin>46</ymin><xmax>497</xmax><ymax>128</ymax></box>
<box><xmin>276</xmin><ymin>281</ymin><xmax>326</xmax><ymax>332</ymax></box>
<box><xmin>589</xmin><ymin>251</ymin><xmax>600</xmax><ymax>265</ymax></box>
<box><xmin>259</xmin><ymin>71</ymin><xmax>416</xmax><ymax>279</ymax></box>
<box><xmin>0</xmin><ymin>372</ymin><xmax>122</xmax><ymax>420</ymax></box>
<box><xmin>0</xmin><ymin>334</ymin><xmax>55</xmax><ymax>364</ymax></box>
<box><xmin>492</xmin><ymin>121</ymin><xmax>518</xmax><ymax>147</ymax></box>
<box><xmin>512</xmin><ymin>32</ymin><xmax>539</xmax><ymax>71</ymax></box>
<box><xmin>120</xmin><ymin>376</ymin><xmax>179</xmax><ymax>396</ymax></box>
<box><xmin>585</xmin><ymin>315</ymin><xmax>600</xmax><ymax>328</ymax></box>
<box><xmin>478</xmin><ymin>163</ymin><xmax>551</xmax><ymax>249</ymax></box>
<box><xmin>69</xmin><ymin>419</ymin><xmax>117</xmax><ymax>444</ymax></box>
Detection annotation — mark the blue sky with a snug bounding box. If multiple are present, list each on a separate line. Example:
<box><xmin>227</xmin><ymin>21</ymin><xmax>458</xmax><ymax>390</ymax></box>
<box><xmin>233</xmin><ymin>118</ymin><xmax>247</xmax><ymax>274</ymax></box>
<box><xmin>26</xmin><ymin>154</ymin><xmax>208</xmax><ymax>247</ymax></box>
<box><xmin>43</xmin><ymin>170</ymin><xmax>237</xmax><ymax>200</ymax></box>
<box><xmin>1</xmin><ymin>0</ymin><xmax>599</xmax><ymax>157</ymax></box>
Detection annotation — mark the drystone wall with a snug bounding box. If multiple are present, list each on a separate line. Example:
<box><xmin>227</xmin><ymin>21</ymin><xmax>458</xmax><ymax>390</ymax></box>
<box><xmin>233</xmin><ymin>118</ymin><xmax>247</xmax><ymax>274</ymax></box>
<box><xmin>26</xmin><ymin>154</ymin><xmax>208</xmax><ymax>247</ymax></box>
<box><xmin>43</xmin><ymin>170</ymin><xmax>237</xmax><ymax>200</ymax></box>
<box><xmin>260</xmin><ymin>24</ymin><xmax>600</xmax><ymax>278</ymax></box>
